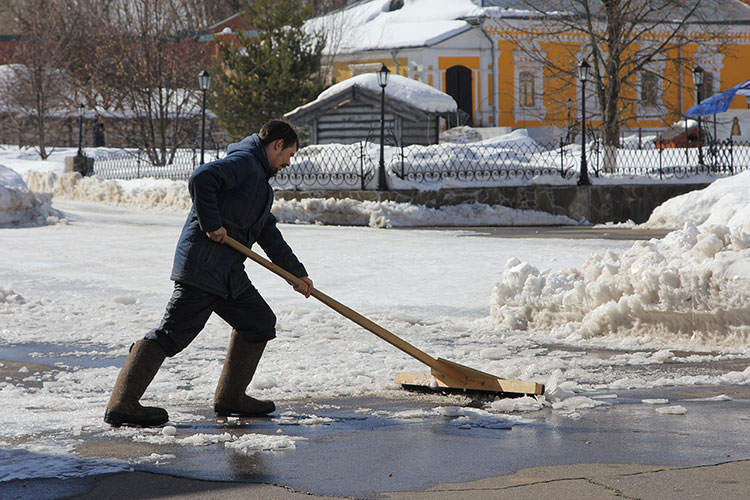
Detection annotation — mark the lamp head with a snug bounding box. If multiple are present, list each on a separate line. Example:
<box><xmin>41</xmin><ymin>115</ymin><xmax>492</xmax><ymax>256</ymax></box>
<box><xmin>692</xmin><ymin>65</ymin><xmax>704</xmax><ymax>86</ymax></box>
<box><xmin>198</xmin><ymin>69</ymin><xmax>211</xmax><ymax>91</ymax></box>
<box><xmin>577</xmin><ymin>59</ymin><xmax>590</xmax><ymax>82</ymax></box>
<box><xmin>376</xmin><ymin>64</ymin><xmax>390</xmax><ymax>88</ymax></box>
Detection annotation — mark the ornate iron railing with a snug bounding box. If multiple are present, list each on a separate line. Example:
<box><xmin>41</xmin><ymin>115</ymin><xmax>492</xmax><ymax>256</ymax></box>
<box><xmin>92</xmin><ymin>137</ymin><xmax>750</xmax><ymax>188</ymax></box>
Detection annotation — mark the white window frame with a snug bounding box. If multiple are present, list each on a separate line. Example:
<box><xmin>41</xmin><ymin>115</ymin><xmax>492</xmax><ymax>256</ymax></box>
<box><xmin>513</xmin><ymin>42</ymin><xmax>547</xmax><ymax>122</ymax></box>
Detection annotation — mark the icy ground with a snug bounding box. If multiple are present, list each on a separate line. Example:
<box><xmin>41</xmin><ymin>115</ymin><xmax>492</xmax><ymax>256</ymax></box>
<box><xmin>1</xmin><ymin>146</ymin><xmax>750</xmax><ymax>482</ymax></box>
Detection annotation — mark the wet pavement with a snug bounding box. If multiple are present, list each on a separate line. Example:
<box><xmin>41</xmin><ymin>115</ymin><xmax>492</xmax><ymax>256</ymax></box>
<box><xmin>3</xmin><ymin>383</ymin><xmax>750</xmax><ymax>499</ymax></box>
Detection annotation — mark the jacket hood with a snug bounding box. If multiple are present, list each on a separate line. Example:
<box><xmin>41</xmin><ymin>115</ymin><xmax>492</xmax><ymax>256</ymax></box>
<box><xmin>226</xmin><ymin>134</ymin><xmax>271</xmax><ymax>178</ymax></box>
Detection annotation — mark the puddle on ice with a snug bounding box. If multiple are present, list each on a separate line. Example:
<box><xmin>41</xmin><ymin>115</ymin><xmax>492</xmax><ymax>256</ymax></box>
<box><xmin>0</xmin><ymin>343</ymin><xmax>124</xmax><ymax>369</ymax></box>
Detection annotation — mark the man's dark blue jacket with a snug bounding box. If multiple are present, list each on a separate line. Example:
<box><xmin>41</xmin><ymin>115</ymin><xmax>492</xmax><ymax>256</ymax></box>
<box><xmin>170</xmin><ymin>134</ymin><xmax>307</xmax><ymax>298</ymax></box>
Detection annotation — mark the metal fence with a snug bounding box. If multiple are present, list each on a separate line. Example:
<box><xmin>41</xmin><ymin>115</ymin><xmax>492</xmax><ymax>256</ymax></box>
<box><xmin>94</xmin><ymin>148</ymin><xmax>226</xmax><ymax>181</ymax></box>
<box><xmin>272</xmin><ymin>142</ymin><xmax>374</xmax><ymax>190</ymax></box>
<box><xmin>92</xmin><ymin>136</ymin><xmax>750</xmax><ymax>188</ymax></box>
<box><xmin>390</xmin><ymin>139</ymin><xmax>578</xmax><ymax>184</ymax></box>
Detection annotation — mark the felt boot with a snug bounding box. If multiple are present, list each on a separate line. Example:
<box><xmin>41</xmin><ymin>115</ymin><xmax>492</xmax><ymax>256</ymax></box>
<box><xmin>213</xmin><ymin>330</ymin><xmax>275</xmax><ymax>417</ymax></box>
<box><xmin>104</xmin><ymin>339</ymin><xmax>169</xmax><ymax>427</ymax></box>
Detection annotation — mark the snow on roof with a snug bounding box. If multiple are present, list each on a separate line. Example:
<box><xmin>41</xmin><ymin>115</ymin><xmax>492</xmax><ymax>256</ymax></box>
<box><xmin>307</xmin><ymin>0</ymin><xmax>483</xmax><ymax>54</ymax></box>
<box><xmin>309</xmin><ymin>0</ymin><xmax>750</xmax><ymax>56</ymax></box>
<box><xmin>292</xmin><ymin>73</ymin><xmax>457</xmax><ymax>115</ymax></box>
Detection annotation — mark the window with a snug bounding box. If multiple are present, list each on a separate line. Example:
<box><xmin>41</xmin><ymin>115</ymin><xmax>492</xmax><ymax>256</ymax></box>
<box><xmin>702</xmin><ymin>72</ymin><xmax>714</xmax><ymax>99</ymax></box>
<box><xmin>641</xmin><ymin>72</ymin><xmax>658</xmax><ymax>107</ymax></box>
<box><xmin>519</xmin><ymin>72</ymin><xmax>535</xmax><ymax>108</ymax></box>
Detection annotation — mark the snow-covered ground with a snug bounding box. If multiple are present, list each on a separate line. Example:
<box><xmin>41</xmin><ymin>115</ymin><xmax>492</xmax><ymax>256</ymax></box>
<box><xmin>1</xmin><ymin>145</ymin><xmax>749</xmax><ymax>482</ymax></box>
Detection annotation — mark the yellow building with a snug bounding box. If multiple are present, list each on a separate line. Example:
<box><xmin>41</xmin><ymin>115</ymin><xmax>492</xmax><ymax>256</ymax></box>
<box><xmin>310</xmin><ymin>0</ymin><xmax>750</xmax><ymax>139</ymax></box>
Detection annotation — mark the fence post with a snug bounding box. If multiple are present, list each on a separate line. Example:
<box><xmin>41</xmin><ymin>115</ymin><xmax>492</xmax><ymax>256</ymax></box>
<box><xmin>658</xmin><ymin>139</ymin><xmax>663</xmax><ymax>180</ymax></box>
<box><xmin>400</xmin><ymin>143</ymin><xmax>405</xmax><ymax>179</ymax></box>
<box><xmin>360</xmin><ymin>141</ymin><xmax>366</xmax><ymax>191</ymax></box>
<box><xmin>685</xmin><ymin>120</ymin><xmax>689</xmax><ymax>166</ymax></box>
<box><xmin>594</xmin><ymin>134</ymin><xmax>600</xmax><ymax>175</ymax></box>
<box><xmin>729</xmin><ymin>138</ymin><xmax>734</xmax><ymax>175</ymax></box>
<box><xmin>560</xmin><ymin>137</ymin><xmax>565</xmax><ymax>178</ymax></box>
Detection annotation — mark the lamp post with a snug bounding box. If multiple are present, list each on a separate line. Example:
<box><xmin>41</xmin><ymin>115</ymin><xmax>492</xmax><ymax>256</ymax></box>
<box><xmin>76</xmin><ymin>103</ymin><xmax>85</xmax><ymax>157</ymax></box>
<box><xmin>577</xmin><ymin>59</ymin><xmax>590</xmax><ymax>186</ymax></box>
<box><xmin>198</xmin><ymin>69</ymin><xmax>211</xmax><ymax>165</ymax></box>
<box><xmin>376</xmin><ymin>63</ymin><xmax>390</xmax><ymax>191</ymax></box>
<box><xmin>692</xmin><ymin>65</ymin><xmax>704</xmax><ymax>166</ymax></box>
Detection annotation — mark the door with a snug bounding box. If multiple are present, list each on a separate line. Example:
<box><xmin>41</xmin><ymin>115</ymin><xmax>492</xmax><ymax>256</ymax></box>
<box><xmin>445</xmin><ymin>65</ymin><xmax>473</xmax><ymax>127</ymax></box>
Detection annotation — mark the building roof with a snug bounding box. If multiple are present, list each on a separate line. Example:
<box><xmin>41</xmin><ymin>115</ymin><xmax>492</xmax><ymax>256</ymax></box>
<box><xmin>306</xmin><ymin>0</ymin><xmax>481</xmax><ymax>54</ymax></box>
<box><xmin>308</xmin><ymin>0</ymin><xmax>750</xmax><ymax>55</ymax></box>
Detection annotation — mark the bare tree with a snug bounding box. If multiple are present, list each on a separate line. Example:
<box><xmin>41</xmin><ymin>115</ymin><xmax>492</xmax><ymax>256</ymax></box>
<box><xmin>499</xmin><ymin>0</ymin><xmax>724</xmax><ymax>149</ymax></box>
<box><xmin>2</xmin><ymin>0</ymin><xmax>83</xmax><ymax>158</ymax></box>
<box><xmin>78</xmin><ymin>0</ymin><xmax>210</xmax><ymax>165</ymax></box>
<box><xmin>181</xmin><ymin>0</ymin><xmax>244</xmax><ymax>28</ymax></box>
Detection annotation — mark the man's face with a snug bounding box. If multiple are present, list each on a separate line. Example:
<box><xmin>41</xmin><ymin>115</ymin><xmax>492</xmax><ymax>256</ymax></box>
<box><xmin>266</xmin><ymin>139</ymin><xmax>297</xmax><ymax>175</ymax></box>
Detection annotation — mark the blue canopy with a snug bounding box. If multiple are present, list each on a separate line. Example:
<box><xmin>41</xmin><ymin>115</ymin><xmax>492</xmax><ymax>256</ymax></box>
<box><xmin>685</xmin><ymin>79</ymin><xmax>750</xmax><ymax>117</ymax></box>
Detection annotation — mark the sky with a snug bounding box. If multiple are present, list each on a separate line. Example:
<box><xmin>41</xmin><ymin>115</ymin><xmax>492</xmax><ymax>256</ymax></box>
<box><xmin>1</xmin><ymin>140</ymin><xmax>749</xmax><ymax>482</ymax></box>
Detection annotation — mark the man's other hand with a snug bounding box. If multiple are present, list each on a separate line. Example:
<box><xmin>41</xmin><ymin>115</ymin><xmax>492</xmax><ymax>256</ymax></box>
<box><xmin>294</xmin><ymin>277</ymin><xmax>313</xmax><ymax>298</ymax></box>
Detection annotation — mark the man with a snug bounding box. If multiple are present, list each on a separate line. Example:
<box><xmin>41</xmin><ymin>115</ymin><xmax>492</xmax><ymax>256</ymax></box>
<box><xmin>104</xmin><ymin>120</ymin><xmax>312</xmax><ymax>427</ymax></box>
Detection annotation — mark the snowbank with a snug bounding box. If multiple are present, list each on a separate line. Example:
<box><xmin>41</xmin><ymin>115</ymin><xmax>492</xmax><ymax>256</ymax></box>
<box><xmin>273</xmin><ymin>197</ymin><xmax>579</xmax><ymax>228</ymax></box>
<box><xmin>24</xmin><ymin>170</ymin><xmax>193</xmax><ymax>212</ymax></box>
<box><xmin>23</xmin><ymin>170</ymin><xmax>580</xmax><ymax>227</ymax></box>
<box><xmin>491</xmin><ymin>222</ymin><xmax>750</xmax><ymax>346</ymax></box>
<box><xmin>0</xmin><ymin>165</ymin><xmax>62</xmax><ymax>227</ymax></box>
<box><xmin>643</xmin><ymin>170</ymin><xmax>750</xmax><ymax>230</ymax></box>
<box><xmin>491</xmin><ymin>164</ymin><xmax>750</xmax><ymax>346</ymax></box>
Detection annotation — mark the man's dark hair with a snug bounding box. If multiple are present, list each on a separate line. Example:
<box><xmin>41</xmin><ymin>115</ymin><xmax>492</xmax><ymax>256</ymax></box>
<box><xmin>259</xmin><ymin>120</ymin><xmax>299</xmax><ymax>149</ymax></box>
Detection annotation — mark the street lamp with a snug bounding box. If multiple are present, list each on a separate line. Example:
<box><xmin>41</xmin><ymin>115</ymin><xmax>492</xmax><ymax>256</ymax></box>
<box><xmin>198</xmin><ymin>69</ymin><xmax>211</xmax><ymax>165</ymax></box>
<box><xmin>76</xmin><ymin>103</ymin><xmax>85</xmax><ymax>157</ymax></box>
<box><xmin>577</xmin><ymin>59</ymin><xmax>590</xmax><ymax>186</ymax></box>
<box><xmin>376</xmin><ymin>63</ymin><xmax>390</xmax><ymax>191</ymax></box>
<box><xmin>692</xmin><ymin>65</ymin><xmax>704</xmax><ymax>166</ymax></box>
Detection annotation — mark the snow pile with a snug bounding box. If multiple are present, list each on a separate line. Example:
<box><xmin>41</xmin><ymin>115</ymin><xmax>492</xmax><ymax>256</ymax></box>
<box><xmin>478</xmin><ymin>128</ymin><xmax>540</xmax><ymax>149</ymax></box>
<box><xmin>293</xmin><ymin>73</ymin><xmax>457</xmax><ymax>114</ymax></box>
<box><xmin>643</xmin><ymin>170</ymin><xmax>750</xmax><ymax>230</ymax></box>
<box><xmin>440</xmin><ymin>126</ymin><xmax>483</xmax><ymax>144</ymax></box>
<box><xmin>491</xmin><ymin>170</ymin><xmax>750</xmax><ymax>346</ymax></box>
<box><xmin>224</xmin><ymin>433</ymin><xmax>306</xmax><ymax>454</ymax></box>
<box><xmin>24</xmin><ymin>170</ymin><xmax>193</xmax><ymax>212</ymax></box>
<box><xmin>0</xmin><ymin>284</ymin><xmax>24</xmax><ymax>304</ymax></box>
<box><xmin>0</xmin><ymin>165</ymin><xmax>62</xmax><ymax>227</ymax></box>
<box><xmin>125</xmin><ymin>427</ymin><xmax>306</xmax><ymax>454</ymax></box>
<box><xmin>272</xmin><ymin>197</ymin><xmax>579</xmax><ymax>227</ymax></box>
<box><xmin>491</xmin><ymin>221</ymin><xmax>750</xmax><ymax>345</ymax></box>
